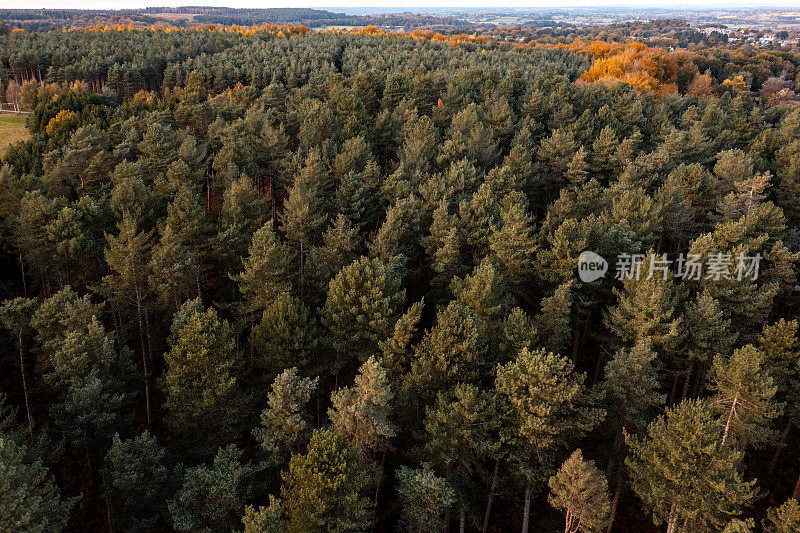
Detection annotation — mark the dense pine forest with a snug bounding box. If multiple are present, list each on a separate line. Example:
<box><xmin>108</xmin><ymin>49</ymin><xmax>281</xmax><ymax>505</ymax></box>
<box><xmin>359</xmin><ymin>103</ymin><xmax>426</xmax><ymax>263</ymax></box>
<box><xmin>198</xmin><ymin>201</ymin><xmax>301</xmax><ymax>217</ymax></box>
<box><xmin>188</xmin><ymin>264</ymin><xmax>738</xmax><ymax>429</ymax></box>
<box><xmin>3</xmin><ymin>23</ymin><xmax>800</xmax><ymax>532</ymax></box>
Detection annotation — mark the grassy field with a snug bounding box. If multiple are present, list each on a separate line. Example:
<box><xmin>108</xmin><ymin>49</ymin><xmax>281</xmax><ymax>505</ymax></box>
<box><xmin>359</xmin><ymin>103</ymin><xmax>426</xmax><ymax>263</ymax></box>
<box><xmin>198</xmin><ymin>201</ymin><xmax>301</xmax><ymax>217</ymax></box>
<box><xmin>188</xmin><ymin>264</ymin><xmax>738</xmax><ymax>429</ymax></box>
<box><xmin>0</xmin><ymin>114</ymin><xmax>30</xmax><ymax>157</ymax></box>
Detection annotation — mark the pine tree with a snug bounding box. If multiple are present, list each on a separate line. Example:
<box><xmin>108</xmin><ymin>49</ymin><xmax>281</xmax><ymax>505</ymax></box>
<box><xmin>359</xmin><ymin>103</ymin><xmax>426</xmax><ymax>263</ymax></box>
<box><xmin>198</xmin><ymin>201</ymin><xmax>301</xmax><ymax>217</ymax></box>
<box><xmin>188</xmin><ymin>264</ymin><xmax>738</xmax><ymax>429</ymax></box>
<box><xmin>370</xmin><ymin>193</ymin><xmax>424</xmax><ymax>268</ymax></box>
<box><xmin>488</xmin><ymin>191</ymin><xmax>537</xmax><ymax>291</ymax></box>
<box><xmin>759</xmin><ymin>319</ymin><xmax>800</xmax><ymax>404</ymax></box>
<box><xmin>763</xmin><ymin>499</ymin><xmax>800</xmax><ymax>533</ymax></box>
<box><xmin>109</xmin><ymin>162</ymin><xmax>159</xmax><ymax>226</ymax></box>
<box><xmin>149</xmin><ymin>224</ymin><xmax>198</xmax><ymax>311</ymax></box>
<box><xmin>169</xmin><ymin>444</ymin><xmax>254</xmax><ymax>532</ymax></box>
<box><xmin>534</xmin><ymin>281</ymin><xmax>573</xmax><ymax>355</ymax></box>
<box><xmin>548</xmin><ymin>449</ymin><xmax>611</xmax><ymax>533</ymax></box>
<box><xmin>688</xmin><ymin>234</ymin><xmax>778</xmax><ymax>343</ymax></box>
<box><xmin>329</xmin><ymin>356</ymin><xmax>396</xmax><ymax>454</ymax></box>
<box><xmin>604</xmin><ymin>254</ymin><xmax>685</xmax><ymax>366</ymax></box>
<box><xmin>305</xmin><ymin>214</ymin><xmax>363</xmax><ymax>305</ymax></box>
<box><xmin>602</xmin><ymin>337</ymin><xmax>665</xmax><ymax>448</ymax></box>
<box><xmin>280</xmin><ymin>159</ymin><xmax>330</xmax><ymax>240</ymax></box>
<box><xmin>458</xmin><ymin>183</ymin><xmax>500</xmax><ymax>265</ymax></box>
<box><xmin>140</xmin><ymin>123</ymin><xmax>178</xmax><ymax>177</ymax></box>
<box><xmin>714</xmin><ymin>149</ymin><xmax>754</xmax><ymax>194</ymax></box>
<box><xmin>232</xmin><ymin>221</ymin><xmax>295</xmax><ymax>315</ymax></box>
<box><xmin>710</xmin><ymin>345</ymin><xmax>782</xmax><ymax>449</ymax></box>
<box><xmin>723</xmin><ymin>518</ymin><xmax>755</xmax><ymax>533</ymax></box>
<box><xmin>537</xmin><ymin>127</ymin><xmax>577</xmax><ymax>193</ymax></box>
<box><xmin>0</xmin><ymin>435</ymin><xmax>76</xmax><ymax>532</ymax></box>
<box><xmin>253</xmin><ymin>368</ymin><xmax>318</xmax><ymax>468</ymax></box>
<box><xmin>601</xmin><ymin>337</ymin><xmax>667</xmax><ymax>529</ymax></box>
<box><xmin>626</xmin><ymin>399</ymin><xmax>757</xmax><ymax>533</ymax></box>
<box><xmin>447</xmin><ymin>104</ymin><xmax>498</xmax><ymax>168</ymax></box>
<box><xmin>13</xmin><ymin>191</ymin><xmax>57</xmax><ymax>287</ymax></box>
<box><xmin>500</xmin><ymin>307</ymin><xmax>539</xmax><ymax>361</ymax></box>
<box><xmin>103</xmin><ymin>432</ymin><xmax>177</xmax><ymax>532</ymax></box>
<box><xmin>451</xmin><ymin>258</ymin><xmax>511</xmax><ymax>336</ymax></box>
<box><xmin>396</xmin><ymin>462</ymin><xmax>455</xmax><ymax>533</ymax></box>
<box><xmin>31</xmin><ymin>286</ymin><xmax>102</xmax><ymax>355</ymax></box>
<box><xmin>335</xmin><ymin>168</ymin><xmax>378</xmax><ymax>233</ymax></box>
<box><xmin>566</xmin><ymin>146</ymin><xmax>589</xmax><ymax>187</ymax></box>
<box><xmin>602</xmin><ymin>188</ymin><xmax>662</xmax><ymax>250</ymax></box>
<box><xmin>242</xmin><ymin>497</ymin><xmax>285</xmax><ymax>533</ymax></box>
<box><xmin>403</xmin><ymin>301</ymin><xmax>488</xmax><ymax>407</ymax></box>
<box><xmin>400</xmin><ymin>113</ymin><xmax>437</xmax><ymax>175</ymax></box>
<box><xmin>44</xmin><ymin>317</ymin><xmax>133</xmax><ymax>454</ymax></box>
<box><xmin>423</xmin><ymin>383</ymin><xmax>500</xmax><ymax>529</ymax></box>
<box><xmin>161</xmin><ymin>303</ymin><xmax>244</xmax><ymax>457</ymax></box>
<box><xmin>219</xmin><ymin>173</ymin><xmax>269</xmax><ymax>262</ymax></box>
<box><xmin>281</xmin><ymin>152</ymin><xmax>329</xmax><ymax>297</ymax></box>
<box><xmin>322</xmin><ymin>256</ymin><xmax>405</xmax><ymax>371</ymax></box>
<box><xmin>684</xmin><ymin>290</ymin><xmax>738</xmax><ymax>389</ymax></box>
<box><xmin>103</xmin><ymin>212</ymin><xmax>154</xmax><ymax>426</ymax></box>
<box><xmin>382</xmin><ymin>72</ymin><xmax>408</xmax><ymax>110</ymax></box>
<box><xmin>589</xmin><ymin>125</ymin><xmax>620</xmax><ymax>181</ymax></box>
<box><xmin>655</xmin><ymin>163</ymin><xmax>715</xmax><ymax>248</ymax></box>
<box><xmin>496</xmin><ymin>348</ymin><xmax>604</xmax><ymax>532</ymax></box>
<box><xmin>164</xmin><ymin>187</ymin><xmax>214</xmax><ymax>300</ymax></box>
<box><xmin>0</xmin><ymin>297</ymin><xmax>37</xmax><ymax>428</ymax></box>
<box><xmin>280</xmin><ymin>429</ymin><xmax>372</xmax><ymax>533</ymax></box>
<box><xmin>250</xmin><ymin>292</ymin><xmax>320</xmax><ymax>379</ymax></box>
<box><xmin>380</xmin><ymin>299</ymin><xmax>425</xmax><ymax>384</ymax></box>
<box><xmin>759</xmin><ymin>319</ymin><xmax>800</xmax><ymax>472</ymax></box>
<box><xmin>425</xmin><ymin>200</ymin><xmax>465</xmax><ymax>295</ymax></box>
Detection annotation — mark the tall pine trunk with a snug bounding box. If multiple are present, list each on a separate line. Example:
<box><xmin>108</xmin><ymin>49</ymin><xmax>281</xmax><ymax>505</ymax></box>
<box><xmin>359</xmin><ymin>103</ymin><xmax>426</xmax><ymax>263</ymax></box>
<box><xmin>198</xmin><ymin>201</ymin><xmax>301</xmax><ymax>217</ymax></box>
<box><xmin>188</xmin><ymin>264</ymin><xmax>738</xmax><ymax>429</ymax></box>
<box><xmin>299</xmin><ymin>239</ymin><xmax>305</xmax><ymax>301</ymax></box>
<box><xmin>521</xmin><ymin>484</ymin><xmax>532</xmax><ymax>533</ymax></box>
<box><xmin>691</xmin><ymin>366</ymin><xmax>706</xmax><ymax>397</ymax></box>
<box><xmin>768</xmin><ymin>420</ymin><xmax>791</xmax><ymax>475</ymax></box>
<box><xmin>19</xmin><ymin>253</ymin><xmax>26</xmax><ymax>297</ymax></box>
<box><xmin>722</xmin><ymin>397</ymin><xmax>737</xmax><ymax>446</ymax></box>
<box><xmin>565</xmin><ymin>508</ymin><xmax>576</xmax><ymax>533</ymax></box>
<box><xmin>144</xmin><ymin>306</ymin><xmax>154</xmax><ymax>368</ymax></box>
<box><xmin>110</xmin><ymin>302</ymin><xmax>123</xmax><ymax>358</ymax></box>
<box><xmin>681</xmin><ymin>362</ymin><xmax>694</xmax><ymax>400</ymax></box>
<box><xmin>374</xmin><ymin>449</ymin><xmax>387</xmax><ymax>510</ymax></box>
<box><xmin>606</xmin><ymin>426</ymin><xmax>623</xmax><ymax>478</ymax></box>
<box><xmin>606</xmin><ymin>485</ymin><xmax>620</xmax><ymax>533</ymax></box>
<box><xmin>666</xmin><ymin>504</ymin><xmax>678</xmax><ymax>533</ymax></box>
<box><xmin>793</xmin><ymin>470</ymin><xmax>800</xmax><ymax>500</ymax></box>
<box><xmin>17</xmin><ymin>330</ymin><xmax>32</xmax><ymax>433</ymax></box>
<box><xmin>482</xmin><ymin>457</ymin><xmax>501</xmax><ymax>533</ymax></box>
<box><xmin>135</xmin><ymin>289</ymin><xmax>152</xmax><ymax>427</ymax></box>
<box><xmin>606</xmin><ymin>457</ymin><xmax>624</xmax><ymax>533</ymax></box>
<box><xmin>669</xmin><ymin>375</ymin><xmax>679</xmax><ymax>404</ymax></box>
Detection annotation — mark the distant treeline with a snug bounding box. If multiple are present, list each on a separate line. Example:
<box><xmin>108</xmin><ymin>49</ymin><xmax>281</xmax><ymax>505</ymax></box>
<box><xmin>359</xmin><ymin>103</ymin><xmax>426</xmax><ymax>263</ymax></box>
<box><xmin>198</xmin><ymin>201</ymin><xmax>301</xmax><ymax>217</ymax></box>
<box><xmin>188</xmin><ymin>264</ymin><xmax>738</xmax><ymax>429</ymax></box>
<box><xmin>0</xmin><ymin>7</ymin><xmax>470</xmax><ymax>31</ymax></box>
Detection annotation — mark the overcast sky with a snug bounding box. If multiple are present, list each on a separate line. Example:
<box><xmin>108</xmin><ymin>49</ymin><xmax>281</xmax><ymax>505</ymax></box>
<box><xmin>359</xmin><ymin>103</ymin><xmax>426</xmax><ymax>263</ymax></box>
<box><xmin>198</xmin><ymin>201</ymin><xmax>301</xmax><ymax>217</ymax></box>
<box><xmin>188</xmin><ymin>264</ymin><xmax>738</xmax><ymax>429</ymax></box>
<box><xmin>2</xmin><ymin>0</ymin><xmax>798</xmax><ymax>11</ymax></box>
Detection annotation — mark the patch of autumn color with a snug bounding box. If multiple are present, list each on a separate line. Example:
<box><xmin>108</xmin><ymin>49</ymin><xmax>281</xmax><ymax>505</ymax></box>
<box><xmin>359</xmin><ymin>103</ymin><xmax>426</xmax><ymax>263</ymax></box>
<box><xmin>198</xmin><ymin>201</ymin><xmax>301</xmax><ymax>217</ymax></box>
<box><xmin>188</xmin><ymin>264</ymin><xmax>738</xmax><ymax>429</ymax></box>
<box><xmin>577</xmin><ymin>41</ymin><xmax>680</xmax><ymax>94</ymax></box>
<box><xmin>586</xmin><ymin>40</ymin><xmax>627</xmax><ymax>59</ymax></box>
<box><xmin>722</xmin><ymin>75</ymin><xmax>749</xmax><ymax>93</ymax></box>
<box><xmin>45</xmin><ymin>110</ymin><xmax>79</xmax><ymax>135</ymax></box>
<box><xmin>10</xmin><ymin>28</ymin><xmax>25</xmax><ymax>33</ymax></box>
<box><xmin>69</xmin><ymin>80</ymin><xmax>91</xmax><ymax>94</ymax></box>
<box><xmin>132</xmin><ymin>90</ymin><xmax>158</xmax><ymax>107</ymax></box>
<box><xmin>83</xmin><ymin>23</ymin><xmax>137</xmax><ymax>32</ymax></box>
<box><xmin>688</xmin><ymin>72</ymin><xmax>714</xmax><ymax>96</ymax></box>
<box><xmin>357</xmin><ymin>26</ymin><xmax>386</xmax><ymax>37</ymax></box>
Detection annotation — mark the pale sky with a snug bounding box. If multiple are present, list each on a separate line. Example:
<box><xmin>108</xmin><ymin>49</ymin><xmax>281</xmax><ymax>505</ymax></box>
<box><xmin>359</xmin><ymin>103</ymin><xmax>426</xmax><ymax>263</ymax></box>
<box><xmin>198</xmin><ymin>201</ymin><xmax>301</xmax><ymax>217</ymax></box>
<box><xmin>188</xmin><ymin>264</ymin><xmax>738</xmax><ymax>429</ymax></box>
<box><xmin>1</xmin><ymin>0</ymin><xmax>798</xmax><ymax>11</ymax></box>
